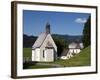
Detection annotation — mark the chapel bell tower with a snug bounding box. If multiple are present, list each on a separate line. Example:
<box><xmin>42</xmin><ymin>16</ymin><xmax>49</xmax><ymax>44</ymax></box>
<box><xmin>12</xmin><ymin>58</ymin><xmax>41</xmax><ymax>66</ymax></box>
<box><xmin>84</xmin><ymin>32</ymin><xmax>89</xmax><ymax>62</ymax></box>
<box><xmin>46</xmin><ymin>22</ymin><xmax>50</xmax><ymax>34</ymax></box>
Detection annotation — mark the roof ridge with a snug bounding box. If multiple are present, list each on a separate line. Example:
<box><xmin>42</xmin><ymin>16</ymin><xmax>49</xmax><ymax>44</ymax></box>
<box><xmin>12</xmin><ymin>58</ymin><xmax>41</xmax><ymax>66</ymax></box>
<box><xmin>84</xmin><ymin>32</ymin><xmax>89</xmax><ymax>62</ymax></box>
<box><xmin>39</xmin><ymin>33</ymin><xmax>48</xmax><ymax>47</ymax></box>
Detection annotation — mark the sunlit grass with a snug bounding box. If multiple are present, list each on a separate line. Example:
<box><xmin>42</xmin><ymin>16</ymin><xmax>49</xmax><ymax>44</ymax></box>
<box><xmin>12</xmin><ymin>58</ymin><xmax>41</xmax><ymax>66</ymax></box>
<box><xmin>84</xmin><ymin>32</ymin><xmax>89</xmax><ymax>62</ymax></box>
<box><xmin>23</xmin><ymin>46</ymin><xmax>91</xmax><ymax>69</ymax></box>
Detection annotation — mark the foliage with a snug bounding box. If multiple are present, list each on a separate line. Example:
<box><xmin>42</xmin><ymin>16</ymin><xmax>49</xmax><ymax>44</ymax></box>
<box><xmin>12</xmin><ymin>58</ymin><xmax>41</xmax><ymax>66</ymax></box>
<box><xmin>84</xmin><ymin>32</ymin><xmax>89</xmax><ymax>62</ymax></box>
<box><xmin>82</xmin><ymin>16</ymin><xmax>91</xmax><ymax>48</ymax></box>
<box><xmin>53</xmin><ymin>37</ymin><xmax>68</xmax><ymax>57</ymax></box>
<box><xmin>23</xmin><ymin>34</ymin><xmax>37</xmax><ymax>48</ymax></box>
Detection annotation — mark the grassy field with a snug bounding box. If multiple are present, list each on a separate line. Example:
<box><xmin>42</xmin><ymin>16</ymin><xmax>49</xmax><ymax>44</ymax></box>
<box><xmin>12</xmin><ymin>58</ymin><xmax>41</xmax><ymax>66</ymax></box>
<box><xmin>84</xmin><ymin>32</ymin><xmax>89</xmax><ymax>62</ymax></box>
<box><xmin>54</xmin><ymin>46</ymin><xmax>91</xmax><ymax>66</ymax></box>
<box><xmin>23</xmin><ymin>46</ymin><xmax>91</xmax><ymax>69</ymax></box>
<box><xmin>23</xmin><ymin>48</ymin><xmax>32</xmax><ymax>61</ymax></box>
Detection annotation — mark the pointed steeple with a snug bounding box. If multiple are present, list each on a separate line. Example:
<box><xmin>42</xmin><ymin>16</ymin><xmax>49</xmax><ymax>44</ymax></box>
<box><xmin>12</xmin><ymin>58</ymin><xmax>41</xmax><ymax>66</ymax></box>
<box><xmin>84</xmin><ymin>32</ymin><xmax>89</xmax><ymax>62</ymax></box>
<box><xmin>45</xmin><ymin>22</ymin><xmax>50</xmax><ymax>34</ymax></box>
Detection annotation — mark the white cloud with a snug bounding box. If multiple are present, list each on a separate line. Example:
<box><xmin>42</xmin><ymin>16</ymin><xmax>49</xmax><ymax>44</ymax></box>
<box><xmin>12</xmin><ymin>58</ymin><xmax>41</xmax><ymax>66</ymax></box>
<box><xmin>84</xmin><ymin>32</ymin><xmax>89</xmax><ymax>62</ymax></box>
<box><xmin>75</xmin><ymin>18</ymin><xmax>87</xmax><ymax>24</ymax></box>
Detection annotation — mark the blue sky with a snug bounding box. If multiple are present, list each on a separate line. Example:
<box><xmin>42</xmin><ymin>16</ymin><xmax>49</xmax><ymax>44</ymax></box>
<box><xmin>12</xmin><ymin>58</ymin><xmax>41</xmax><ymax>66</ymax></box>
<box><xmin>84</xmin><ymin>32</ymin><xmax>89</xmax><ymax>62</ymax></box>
<box><xmin>23</xmin><ymin>10</ymin><xmax>90</xmax><ymax>36</ymax></box>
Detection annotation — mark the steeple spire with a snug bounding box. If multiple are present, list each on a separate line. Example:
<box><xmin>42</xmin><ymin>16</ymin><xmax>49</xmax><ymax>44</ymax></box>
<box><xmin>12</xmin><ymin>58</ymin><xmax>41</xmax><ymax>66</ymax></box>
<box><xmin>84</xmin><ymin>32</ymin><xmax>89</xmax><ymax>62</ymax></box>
<box><xmin>45</xmin><ymin>22</ymin><xmax>50</xmax><ymax>34</ymax></box>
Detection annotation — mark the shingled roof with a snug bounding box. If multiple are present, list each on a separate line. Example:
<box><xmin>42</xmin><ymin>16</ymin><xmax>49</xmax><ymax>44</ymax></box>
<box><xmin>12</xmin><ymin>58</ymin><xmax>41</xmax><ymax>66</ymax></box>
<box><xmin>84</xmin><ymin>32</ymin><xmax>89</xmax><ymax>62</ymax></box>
<box><xmin>32</xmin><ymin>22</ymin><xmax>52</xmax><ymax>49</ymax></box>
<box><xmin>68</xmin><ymin>42</ymin><xmax>84</xmax><ymax>49</ymax></box>
<box><xmin>32</xmin><ymin>32</ymin><xmax>47</xmax><ymax>49</ymax></box>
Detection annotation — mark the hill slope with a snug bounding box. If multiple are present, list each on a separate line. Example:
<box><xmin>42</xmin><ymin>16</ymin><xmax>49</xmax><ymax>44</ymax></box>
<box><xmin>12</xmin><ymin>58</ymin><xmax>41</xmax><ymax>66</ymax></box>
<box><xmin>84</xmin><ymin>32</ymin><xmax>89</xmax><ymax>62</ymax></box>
<box><xmin>54</xmin><ymin>46</ymin><xmax>91</xmax><ymax>67</ymax></box>
<box><xmin>67</xmin><ymin>46</ymin><xmax>91</xmax><ymax>66</ymax></box>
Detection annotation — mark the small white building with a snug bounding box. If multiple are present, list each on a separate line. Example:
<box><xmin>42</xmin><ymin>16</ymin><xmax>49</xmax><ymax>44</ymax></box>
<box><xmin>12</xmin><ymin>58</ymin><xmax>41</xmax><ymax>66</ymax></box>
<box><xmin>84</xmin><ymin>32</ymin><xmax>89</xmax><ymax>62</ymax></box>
<box><xmin>61</xmin><ymin>42</ymin><xmax>84</xmax><ymax>60</ymax></box>
<box><xmin>32</xmin><ymin>23</ymin><xmax>57</xmax><ymax>62</ymax></box>
<box><xmin>68</xmin><ymin>42</ymin><xmax>84</xmax><ymax>54</ymax></box>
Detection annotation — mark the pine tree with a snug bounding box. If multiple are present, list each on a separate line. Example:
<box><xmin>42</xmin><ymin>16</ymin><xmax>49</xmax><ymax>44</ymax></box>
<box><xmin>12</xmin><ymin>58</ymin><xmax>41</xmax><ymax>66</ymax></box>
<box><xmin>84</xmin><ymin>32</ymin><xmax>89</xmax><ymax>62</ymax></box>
<box><xmin>82</xmin><ymin>16</ymin><xmax>91</xmax><ymax>48</ymax></box>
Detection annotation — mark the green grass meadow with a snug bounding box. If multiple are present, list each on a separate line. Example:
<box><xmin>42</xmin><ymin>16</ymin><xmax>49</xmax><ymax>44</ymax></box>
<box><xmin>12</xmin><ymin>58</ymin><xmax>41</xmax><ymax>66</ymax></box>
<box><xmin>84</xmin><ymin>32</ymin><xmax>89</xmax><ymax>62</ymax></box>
<box><xmin>54</xmin><ymin>46</ymin><xmax>91</xmax><ymax>67</ymax></box>
<box><xmin>23</xmin><ymin>48</ymin><xmax>32</xmax><ymax>61</ymax></box>
<box><xmin>23</xmin><ymin>46</ymin><xmax>91</xmax><ymax>69</ymax></box>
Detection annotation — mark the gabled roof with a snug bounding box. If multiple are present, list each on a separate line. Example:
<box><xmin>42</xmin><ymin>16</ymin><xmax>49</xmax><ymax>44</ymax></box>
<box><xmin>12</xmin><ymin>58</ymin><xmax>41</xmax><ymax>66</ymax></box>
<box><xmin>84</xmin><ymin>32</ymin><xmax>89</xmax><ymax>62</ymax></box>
<box><xmin>68</xmin><ymin>42</ymin><xmax>84</xmax><ymax>49</ymax></box>
<box><xmin>32</xmin><ymin>22</ymin><xmax>57</xmax><ymax>50</ymax></box>
<box><xmin>32</xmin><ymin>32</ymin><xmax>47</xmax><ymax>49</ymax></box>
<box><xmin>61</xmin><ymin>49</ymin><xmax>69</xmax><ymax>56</ymax></box>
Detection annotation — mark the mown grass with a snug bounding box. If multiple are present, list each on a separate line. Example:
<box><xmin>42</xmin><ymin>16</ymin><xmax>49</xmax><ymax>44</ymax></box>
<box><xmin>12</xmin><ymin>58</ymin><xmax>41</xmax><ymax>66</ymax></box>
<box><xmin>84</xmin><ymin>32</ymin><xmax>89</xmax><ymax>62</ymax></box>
<box><xmin>54</xmin><ymin>46</ymin><xmax>91</xmax><ymax>67</ymax></box>
<box><xmin>23</xmin><ymin>48</ymin><xmax>32</xmax><ymax>61</ymax></box>
<box><xmin>23</xmin><ymin>46</ymin><xmax>91</xmax><ymax>69</ymax></box>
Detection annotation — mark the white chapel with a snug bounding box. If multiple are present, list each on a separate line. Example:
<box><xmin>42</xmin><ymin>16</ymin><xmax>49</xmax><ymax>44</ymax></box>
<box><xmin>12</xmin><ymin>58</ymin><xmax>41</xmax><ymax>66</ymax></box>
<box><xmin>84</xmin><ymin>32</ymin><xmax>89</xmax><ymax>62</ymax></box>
<box><xmin>32</xmin><ymin>22</ymin><xmax>57</xmax><ymax>62</ymax></box>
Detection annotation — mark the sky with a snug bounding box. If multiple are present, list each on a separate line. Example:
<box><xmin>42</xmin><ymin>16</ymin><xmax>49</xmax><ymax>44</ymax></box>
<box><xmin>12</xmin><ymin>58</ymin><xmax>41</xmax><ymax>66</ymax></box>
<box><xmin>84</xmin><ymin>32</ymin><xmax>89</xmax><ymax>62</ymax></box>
<box><xmin>23</xmin><ymin>10</ymin><xmax>90</xmax><ymax>36</ymax></box>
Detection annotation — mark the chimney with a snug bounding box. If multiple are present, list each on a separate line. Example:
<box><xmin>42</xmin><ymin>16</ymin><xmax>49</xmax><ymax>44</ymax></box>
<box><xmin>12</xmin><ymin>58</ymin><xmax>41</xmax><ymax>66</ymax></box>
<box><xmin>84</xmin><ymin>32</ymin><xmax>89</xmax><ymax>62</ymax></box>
<box><xmin>45</xmin><ymin>22</ymin><xmax>50</xmax><ymax>34</ymax></box>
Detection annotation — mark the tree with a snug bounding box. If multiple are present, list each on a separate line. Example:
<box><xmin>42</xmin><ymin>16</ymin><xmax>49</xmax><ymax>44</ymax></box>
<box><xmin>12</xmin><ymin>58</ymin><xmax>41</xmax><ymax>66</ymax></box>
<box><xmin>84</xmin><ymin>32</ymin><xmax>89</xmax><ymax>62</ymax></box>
<box><xmin>53</xmin><ymin>37</ymin><xmax>68</xmax><ymax>57</ymax></box>
<box><xmin>82</xmin><ymin>16</ymin><xmax>91</xmax><ymax>48</ymax></box>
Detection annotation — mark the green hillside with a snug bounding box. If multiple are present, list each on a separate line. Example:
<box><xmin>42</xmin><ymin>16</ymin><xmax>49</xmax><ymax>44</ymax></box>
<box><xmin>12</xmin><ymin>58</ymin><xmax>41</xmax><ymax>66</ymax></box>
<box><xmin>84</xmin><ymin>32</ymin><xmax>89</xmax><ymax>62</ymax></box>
<box><xmin>54</xmin><ymin>46</ymin><xmax>91</xmax><ymax>67</ymax></box>
<box><xmin>67</xmin><ymin>46</ymin><xmax>91</xmax><ymax>66</ymax></box>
